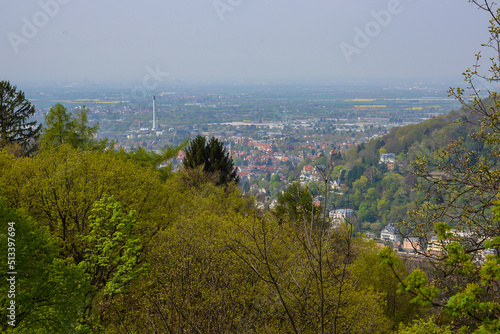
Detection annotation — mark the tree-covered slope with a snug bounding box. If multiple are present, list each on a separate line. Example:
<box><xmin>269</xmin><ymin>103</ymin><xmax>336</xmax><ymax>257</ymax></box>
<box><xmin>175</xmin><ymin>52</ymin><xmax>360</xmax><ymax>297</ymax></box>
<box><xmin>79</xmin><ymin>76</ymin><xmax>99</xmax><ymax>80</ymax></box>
<box><xmin>333</xmin><ymin>103</ymin><xmax>486</xmax><ymax>235</ymax></box>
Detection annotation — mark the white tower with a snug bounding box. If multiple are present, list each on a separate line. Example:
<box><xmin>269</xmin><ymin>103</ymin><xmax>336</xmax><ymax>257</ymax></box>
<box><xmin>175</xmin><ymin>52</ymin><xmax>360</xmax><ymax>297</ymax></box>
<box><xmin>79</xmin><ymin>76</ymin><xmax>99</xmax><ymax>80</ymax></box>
<box><xmin>152</xmin><ymin>95</ymin><xmax>156</xmax><ymax>130</ymax></box>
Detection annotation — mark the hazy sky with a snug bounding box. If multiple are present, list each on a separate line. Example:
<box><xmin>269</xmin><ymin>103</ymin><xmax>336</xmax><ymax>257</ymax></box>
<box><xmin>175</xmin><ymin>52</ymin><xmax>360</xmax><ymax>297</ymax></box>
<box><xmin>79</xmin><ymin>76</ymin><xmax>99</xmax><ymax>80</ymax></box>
<box><xmin>0</xmin><ymin>0</ymin><xmax>492</xmax><ymax>84</ymax></box>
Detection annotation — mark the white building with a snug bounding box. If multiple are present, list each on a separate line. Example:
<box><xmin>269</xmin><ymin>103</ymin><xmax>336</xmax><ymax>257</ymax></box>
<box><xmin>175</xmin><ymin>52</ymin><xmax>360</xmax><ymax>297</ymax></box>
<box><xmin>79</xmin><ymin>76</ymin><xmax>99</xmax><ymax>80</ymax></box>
<box><xmin>380</xmin><ymin>223</ymin><xmax>401</xmax><ymax>242</ymax></box>
<box><xmin>379</xmin><ymin>153</ymin><xmax>396</xmax><ymax>164</ymax></box>
<box><xmin>329</xmin><ymin>209</ymin><xmax>354</xmax><ymax>228</ymax></box>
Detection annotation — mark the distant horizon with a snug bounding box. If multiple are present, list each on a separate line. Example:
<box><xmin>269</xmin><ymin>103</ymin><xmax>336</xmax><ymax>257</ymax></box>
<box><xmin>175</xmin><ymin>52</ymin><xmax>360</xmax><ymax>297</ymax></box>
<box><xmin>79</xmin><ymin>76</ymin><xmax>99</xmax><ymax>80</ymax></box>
<box><xmin>8</xmin><ymin>76</ymin><xmax>469</xmax><ymax>89</ymax></box>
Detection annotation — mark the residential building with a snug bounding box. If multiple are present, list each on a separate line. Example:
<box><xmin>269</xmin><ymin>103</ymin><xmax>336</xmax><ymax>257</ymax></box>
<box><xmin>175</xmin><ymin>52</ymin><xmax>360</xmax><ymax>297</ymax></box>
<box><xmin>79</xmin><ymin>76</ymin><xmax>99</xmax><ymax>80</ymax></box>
<box><xmin>302</xmin><ymin>165</ymin><xmax>314</xmax><ymax>174</ymax></box>
<box><xmin>332</xmin><ymin>178</ymin><xmax>344</xmax><ymax>190</ymax></box>
<box><xmin>380</xmin><ymin>223</ymin><xmax>401</xmax><ymax>242</ymax></box>
<box><xmin>329</xmin><ymin>209</ymin><xmax>354</xmax><ymax>228</ymax></box>
<box><xmin>402</xmin><ymin>237</ymin><xmax>424</xmax><ymax>252</ymax></box>
<box><xmin>379</xmin><ymin>153</ymin><xmax>395</xmax><ymax>164</ymax></box>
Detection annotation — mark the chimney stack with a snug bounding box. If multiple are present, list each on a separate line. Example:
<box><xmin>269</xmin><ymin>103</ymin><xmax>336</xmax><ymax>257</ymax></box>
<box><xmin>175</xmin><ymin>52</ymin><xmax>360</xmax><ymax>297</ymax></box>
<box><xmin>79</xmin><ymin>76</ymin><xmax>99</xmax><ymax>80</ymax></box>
<box><xmin>152</xmin><ymin>95</ymin><xmax>156</xmax><ymax>130</ymax></box>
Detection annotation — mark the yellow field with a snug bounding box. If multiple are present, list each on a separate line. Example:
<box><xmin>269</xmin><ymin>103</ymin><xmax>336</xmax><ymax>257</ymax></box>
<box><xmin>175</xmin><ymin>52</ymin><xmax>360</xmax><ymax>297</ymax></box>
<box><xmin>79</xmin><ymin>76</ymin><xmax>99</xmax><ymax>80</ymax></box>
<box><xmin>354</xmin><ymin>105</ymin><xmax>386</xmax><ymax>108</ymax></box>
<box><xmin>383</xmin><ymin>97</ymin><xmax>449</xmax><ymax>101</ymax></box>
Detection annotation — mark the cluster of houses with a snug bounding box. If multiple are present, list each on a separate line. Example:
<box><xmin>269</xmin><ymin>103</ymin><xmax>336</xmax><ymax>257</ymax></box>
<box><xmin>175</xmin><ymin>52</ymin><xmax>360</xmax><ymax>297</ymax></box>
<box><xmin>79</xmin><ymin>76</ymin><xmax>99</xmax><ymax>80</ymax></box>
<box><xmin>228</xmin><ymin>137</ymin><xmax>358</xmax><ymax>185</ymax></box>
<box><xmin>378</xmin><ymin>223</ymin><xmax>497</xmax><ymax>262</ymax></box>
<box><xmin>299</xmin><ymin>165</ymin><xmax>322</xmax><ymax>183</ymax></box>
<box><xmin>322</xmin><ymin>214</ymin><xmax>497</xmax><ymax>263</ymax></box>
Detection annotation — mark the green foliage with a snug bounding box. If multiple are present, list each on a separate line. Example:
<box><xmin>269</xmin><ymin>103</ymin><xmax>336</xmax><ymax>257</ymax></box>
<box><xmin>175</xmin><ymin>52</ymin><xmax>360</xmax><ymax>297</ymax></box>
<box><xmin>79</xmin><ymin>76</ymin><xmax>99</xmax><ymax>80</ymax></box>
<box><xmin>333</xmin><ymin>92</ymin><xmax>487</xmax><ymax>234</ymax></box>
<box><xmin>399</xmin><ymin>269</ymin><xmax>440</xmax><ymax>307</ymax></box>
<box><xmin>72</xmin><ymin>107</ymin><xmax>100</xmax><ymax>148</ymax></box>
<box><xmin>0</xmin><ymin>81</ymin><xmax>41</xmax><ymax>154</ymax></box>
<box><xmin>398</xmin><ymin>318</ymin><xmax>453</xmax><ymax>334</ymax></box>
<box><xmin>0</xmin><ymin>140</ymin><xmax>429</xmax><ymax>333</ymax></box>
<box><xmin>0</xmin><ymin>145</ymin><xmax>168</xmax><ymax>263</ymax></box>
<box><xmin>378</xmin><ymin>245</ymin><xmax>401</xmax><ymax>268</ymax></box>
<box><xmin>380</xmin><ymin>247</ymin><xmax>441</xmax><ymax>310</ymax></box>
<box><xmin>331</xmin><ymin>164</ymin><xmax>345</xmax><ymax>180</ymax></box>
<box><xmin>352</xmin><ymin>242</ymin><xmax>424</xmax><ymax>330</ymax></box>
<box><xmin>313</xmin><ymin>154</ymin><xmax>328</xmax><ymax>166</ymax></box>
<box><xmin>89</xmin><ymin>169</ymin><xmax>418</xmax><ymax>333</ymax></box>
<box><xmin>345</xmin><ymin>165</ymin><xmax>365</xmax><ymax>187</ymax></box>
<box><xmin>434</xmin><ymin>222</ymin><xmax>454</xmax><ymax>241</ymax></box>
<box><xmin>183</xmin><ymin>134</ymin><xmax>239</xmax><ymax>186</ymax></box>
<box><xmin>0</xmin><ymin>197</ymin><xmax>90</xmax><ymax>333</ymax></box>
<box><xmin>229</xmin><ymin>213</ymin><xmax>393</xmax><ymax>333</ymax></box>
<box><xmin>273</xmin><ymin>181</ymin><xmax>319</xmax><ymax>225</ymax></box>
<box><xmin>83</xmin><ymin>196</ymin><xmax>144</xmax><ymax>296</ymax></box>
<box><xmin>13</xmin><ymin>33</ymin><xmax>500</xmax><ymax>330</ymax></box>
<box><xmin>113</xmin><ymin>142</ymin><xmax>184</xmax><ymax>181</ymax></box>
<box><xmin>100</xmin><ymin>176</ymin><xmax>265</xmax><ymax>333</ymax></box>
<box><xmin>41</xmin><ymin>104</ymin><xmax>106</xmax><ymax>150</ymax></box>
<box><xmin>332</xmin><ymin>139</ymin><xmax>417</xmax><ymax>232</ymax></box>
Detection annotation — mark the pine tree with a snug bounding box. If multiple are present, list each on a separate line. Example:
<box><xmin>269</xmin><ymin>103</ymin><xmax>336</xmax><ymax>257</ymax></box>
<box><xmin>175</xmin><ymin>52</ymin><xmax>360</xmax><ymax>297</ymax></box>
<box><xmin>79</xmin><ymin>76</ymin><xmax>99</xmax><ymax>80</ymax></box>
<box><xmin>183</xmin><ymin>135</ymin><xmax>239</xmax><ymax>186</ymax></box>
<box><xmin>183</xmin><ymin>135</ymin><xmax>209</xmax><ymax>170</ymax></box>
<box><xmin>0</xmin><ymin>81</ymin><xmax>41</xmax><ymax>154</ymax></box>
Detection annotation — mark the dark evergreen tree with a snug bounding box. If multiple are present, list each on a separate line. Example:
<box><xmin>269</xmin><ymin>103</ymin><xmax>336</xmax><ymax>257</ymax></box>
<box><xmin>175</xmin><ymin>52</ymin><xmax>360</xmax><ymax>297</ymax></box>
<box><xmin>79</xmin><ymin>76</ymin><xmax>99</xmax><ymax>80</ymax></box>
<box><xmin>356</xmin><ymin>165</ymin><xmax>366</xmax><ymax>179</ymax></box>
<box><xmin>374</xmin><ymin>140</ymin><xmax>385</xmax><ymax>151</ymax></box>
<box><xmin>242</xmin><ymin>181</ymin><xmax>250</xmax><ymax>194</ymax></box>
<box><xmin>183</xmin><ymin>135</ymin><xmax>208</xmax><ymax>169</ymax></box>
<box><xmin>345</xmin><ymin>166</ymin><xmax>356</xmax><ymax>186</ymax></box>
<box><xmin>340</xmin><ymin>169</ymin><xmax>346</xmax><ymax>181</ymax></box>
<box><xmin>0</xmin><ymin>81</ymin><xmax>41</xmax><ymax>154</ymax></box>
<box><xmin>183</xmin><ymin>135</ymin><xmax>239</xmax><ymax>186</ymax></box>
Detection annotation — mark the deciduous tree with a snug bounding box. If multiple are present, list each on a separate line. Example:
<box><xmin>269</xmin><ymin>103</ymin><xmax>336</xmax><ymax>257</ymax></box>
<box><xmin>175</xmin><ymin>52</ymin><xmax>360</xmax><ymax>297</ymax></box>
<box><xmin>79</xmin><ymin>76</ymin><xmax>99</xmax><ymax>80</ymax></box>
<box><xmin>0</xmin><ymin>197</ymin><xmax>90</xmax><ymax>333</ymax></box>
<box><xmin>41</xmin><ymin>103</ymin><xmax>103</xmax><ymax>149</ymax></box>
<box><xmin>0</xmin><ymin>145</ymin><xmax>168</xmax><ymax>263</ymax></box>
<box><xmin>98</xmin><ymin>176</ymin><xmax>265</xmax><ymax>333</ymax></box>
<box><xmin>273</xmin><ymin>181</ymin><xmax>318</xmax><ymax>225</ymax></box>
<box><xmin>81</xmin><ymin>196</ymin><xmax>144</xmax><ymax>328</ymax></box>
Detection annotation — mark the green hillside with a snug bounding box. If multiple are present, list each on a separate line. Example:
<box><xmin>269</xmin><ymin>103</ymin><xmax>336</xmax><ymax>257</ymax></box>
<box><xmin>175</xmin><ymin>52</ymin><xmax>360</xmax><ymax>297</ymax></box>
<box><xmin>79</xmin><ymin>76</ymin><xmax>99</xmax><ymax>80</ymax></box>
<box><xmin>333</xmin><ymin>103</ymin><xmax>486</xmax><ymax>235</ymax></box>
